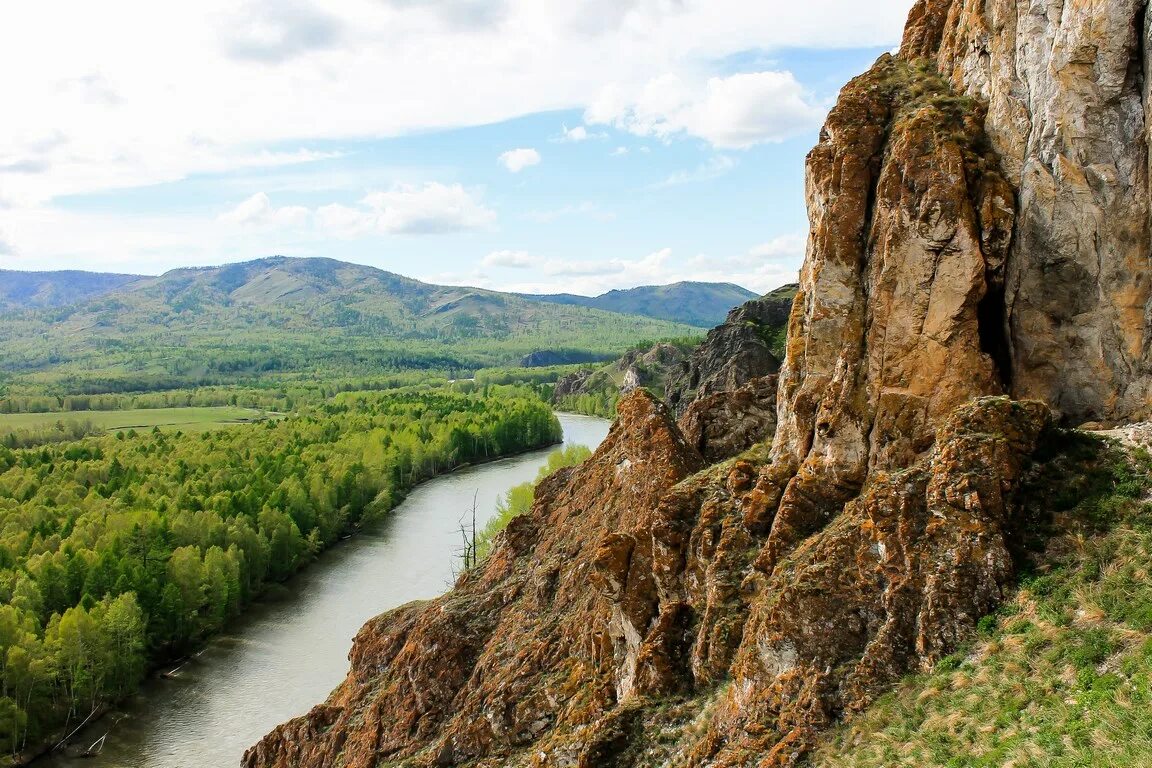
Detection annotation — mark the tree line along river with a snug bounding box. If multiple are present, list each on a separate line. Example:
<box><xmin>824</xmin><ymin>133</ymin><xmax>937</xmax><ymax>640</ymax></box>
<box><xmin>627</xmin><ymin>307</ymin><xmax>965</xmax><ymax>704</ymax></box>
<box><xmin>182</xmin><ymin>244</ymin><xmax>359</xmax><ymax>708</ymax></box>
<box><xmin>35</xmin><ymin>413</ymin><xmax>610</xmax><ymax>768</ymax></box>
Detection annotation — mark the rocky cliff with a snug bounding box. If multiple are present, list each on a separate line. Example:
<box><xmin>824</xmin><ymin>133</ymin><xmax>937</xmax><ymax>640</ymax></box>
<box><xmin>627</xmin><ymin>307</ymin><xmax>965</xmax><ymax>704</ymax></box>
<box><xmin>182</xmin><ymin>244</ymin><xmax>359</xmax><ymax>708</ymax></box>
<box><xmin>664</xmin><ymin>287</ymin><xmax>793</xmax><ymax>417</ymax></box>
<box><xmin>246</xmin><ymin>1</ymin><xmax>1152</xmax><ymax>766</ymax></box>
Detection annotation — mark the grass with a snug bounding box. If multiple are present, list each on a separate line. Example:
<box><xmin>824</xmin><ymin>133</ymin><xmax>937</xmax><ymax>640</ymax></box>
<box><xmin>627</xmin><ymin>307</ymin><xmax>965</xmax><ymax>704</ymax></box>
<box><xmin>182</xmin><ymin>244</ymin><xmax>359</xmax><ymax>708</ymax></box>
<box><xmin>0</xmin><ymin>406</ymin><xmax>273</xmax><ymax>433</ymax></box>
<box><xmin>810</xmin><ymin>433</ymin><xmax>1152</xmax><ymax>767</ymax></box>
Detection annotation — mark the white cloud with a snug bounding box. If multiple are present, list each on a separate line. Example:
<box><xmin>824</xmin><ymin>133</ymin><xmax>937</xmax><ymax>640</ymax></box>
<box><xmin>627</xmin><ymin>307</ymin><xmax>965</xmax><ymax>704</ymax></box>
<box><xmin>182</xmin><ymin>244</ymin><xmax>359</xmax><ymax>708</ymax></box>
<box><xmin>219</xmin><ymin>192</ymin><xmax>311</xmax><ymax>227</ymax></box>
<box><xmin>656</xmin><ymin>155</ymin><xmax>736</xmax><ymax>188</ymax></box>
<box><xmin>524</xmin><ymin>201</ymin><xmax>613</xmax><ymax>223</ymax></box>
<box><xmin>498</xmin><ymin>148</ymin><xmax>541</xmax><ymax>173</ymax></box>
<box><xmin>457</xmin><ymin>241</ymin><xmax>803</xmax><ymax>296</ymax></box>
<box><xmin>221</xmin><ymin>183</ymin><xmax>496</xmax><ymax>237</ymax></box>
<box><xmin>0</xmin><ymin>2</ymin><xmax>910</xmax><ymax>205</ymax></box>
<box><xmin>748</xmin><ymin>233</ymin><xmax>808</xmax><ymax>261</ymax></box>
<box><xmin>554</xmin><ymin>124</ymin><xmax>607</xmax><ymax>143</ymax></box>
<box><xmin>586</xmin><ymin>70</ymin><xmax>826</xmax><ymax>148</ymax></box>
<box><xmin>611</xmin><ymin>146</ymin><xmax>630</xmax><ymax>157</ymax></box>
<box><xmin>222</xmin><ymin>0</ymin><xmax>345</xmax><ymax>64</ymax></box>
<box><xmin>365</xmin><ymin>182</ymin><xmax>496</xmax><ymax>233</ymax></box>
<box><xmin>482</xmin><ymin>249</ymin><xmax>539</xmax><ymax>269</ymax></box>
<box><xmin>561</xmin><ymin>126</ymin><xmax>589</xmax><ymax>142</ymax></box>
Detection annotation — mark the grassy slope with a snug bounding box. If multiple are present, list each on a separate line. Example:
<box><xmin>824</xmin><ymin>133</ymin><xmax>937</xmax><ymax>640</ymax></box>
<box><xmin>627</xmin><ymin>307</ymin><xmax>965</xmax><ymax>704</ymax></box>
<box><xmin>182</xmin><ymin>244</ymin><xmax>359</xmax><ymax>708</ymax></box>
<box><xmin>811</xmin><ymin>431</ymin><xmax>1152</xmax><ymax>767</ymax></box>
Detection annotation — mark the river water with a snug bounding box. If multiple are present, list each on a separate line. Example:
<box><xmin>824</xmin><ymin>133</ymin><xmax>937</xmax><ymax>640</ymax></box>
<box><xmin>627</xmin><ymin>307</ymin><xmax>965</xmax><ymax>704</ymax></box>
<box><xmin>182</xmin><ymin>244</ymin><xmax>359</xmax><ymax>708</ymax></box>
<box><xmin>38</xmin><ymin>413</ymin><xmax>610</xmax><ymax>768</ymax></box>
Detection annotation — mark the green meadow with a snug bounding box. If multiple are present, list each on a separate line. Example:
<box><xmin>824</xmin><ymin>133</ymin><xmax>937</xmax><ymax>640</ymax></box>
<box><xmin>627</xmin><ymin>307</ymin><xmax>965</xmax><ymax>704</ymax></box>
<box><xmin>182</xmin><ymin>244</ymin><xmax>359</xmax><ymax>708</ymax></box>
<box><xmin>0</xmin><ymin>406</ymin><xmax>272</xmax><ymax>433</ymax></box>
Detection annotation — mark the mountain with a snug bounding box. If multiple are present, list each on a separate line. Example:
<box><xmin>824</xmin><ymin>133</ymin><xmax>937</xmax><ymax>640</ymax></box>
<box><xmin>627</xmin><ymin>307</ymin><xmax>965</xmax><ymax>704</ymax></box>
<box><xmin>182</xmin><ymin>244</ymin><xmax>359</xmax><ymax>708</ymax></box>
<box><xmin>521</xmin><ymin>281</ymin><xmax>758</xmax><ymax>328</ymax></box>
<box><xmin>0</xmin><ymin>256</ymin><xmax>704</xmax><ymax>391</ymax></box>
<box><xmin>246</xmin><ymin>1</ymin><xmax>1152</xmax><ymax>767</ymax></box>
<box><xmin>0</xmin><ymin>269</ymin><xmax>143</xmax><ymax>311</ymax></box>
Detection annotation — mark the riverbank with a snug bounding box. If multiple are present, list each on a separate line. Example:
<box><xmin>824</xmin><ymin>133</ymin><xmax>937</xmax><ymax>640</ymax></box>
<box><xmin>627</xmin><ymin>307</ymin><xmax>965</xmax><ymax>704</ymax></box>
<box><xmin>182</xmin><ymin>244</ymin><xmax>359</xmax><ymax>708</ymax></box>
<box><xmin>31</xmin><ymin>414</ymin><xmax>610</xmax><ymax>768</ymax></box>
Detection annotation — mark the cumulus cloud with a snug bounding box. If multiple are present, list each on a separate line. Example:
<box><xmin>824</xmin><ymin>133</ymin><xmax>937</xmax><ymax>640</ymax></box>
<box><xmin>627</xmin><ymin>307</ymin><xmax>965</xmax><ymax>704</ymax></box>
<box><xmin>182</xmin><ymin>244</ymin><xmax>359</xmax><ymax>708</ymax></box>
<box><xmin>219</xmin><ymin>183</ymin><xmax>495</xmax><ymax>236</ymax></box>
<box><xmin>365</xmin><ymin>182</ymin><xmax>496</xmax><ymax>233</ymax></box>
<box><xmin>586</xmin><ymin>70</ymin><xmax>826</xmax><ymax>148</ymax></box>
<box><xmin>554</xmin><ymin>125</ymin><xmax>607</xmax><ymax>143</ymax></box>
<box><xmin>498</xmin><ymin>148</ymin><xmax>541</xmax><ymax>173</ymax></box>
<box><xmin>482</xmin><ymin>249</ymin><xmax>539</xmax><ymax>268</ymax></box>
<box><xmin>0</xmin><ymin>1</ymin><xmax>911</xmax><ymax>209</ymax></box>
<box><xmin>219</xmin><ymin>192</ymin><xmax>310</xmax><ymax>227</ymax></box>
<box><xmin>383</xmin><ymin>0</ymin><xmax>509</xmax><ymax>30</ymax></box>
<box><xmin>560</xmin><ymin>126</ymin><xmax>589</xmax><ymax>142</ymax></box>
<box><xmin>222</xmin><ymin>0</ymin><xmax>344</xmax><ymax>63</ymax></box>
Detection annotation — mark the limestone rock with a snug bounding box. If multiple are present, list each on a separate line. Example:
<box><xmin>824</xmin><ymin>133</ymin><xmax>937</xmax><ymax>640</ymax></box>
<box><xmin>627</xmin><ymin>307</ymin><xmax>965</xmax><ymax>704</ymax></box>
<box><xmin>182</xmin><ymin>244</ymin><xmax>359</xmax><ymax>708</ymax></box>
<box><xmin>906</xmin><ymin>0</ymin><xmax>1152</xmax><ymax>423</ymax></box>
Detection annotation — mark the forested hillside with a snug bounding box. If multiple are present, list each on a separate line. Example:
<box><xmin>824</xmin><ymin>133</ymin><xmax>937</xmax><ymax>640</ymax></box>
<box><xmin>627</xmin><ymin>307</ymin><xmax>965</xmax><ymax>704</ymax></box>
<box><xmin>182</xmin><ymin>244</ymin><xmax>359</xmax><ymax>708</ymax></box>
<box><xmin>0</xmin><ymin>257</ymin><xmax>700</xmax><ymax>396</ymax></box>
<box><xmin>0</xmin><ymin>384</ymin><xmax>559</xmax><ymax>755</ymax></box>
<box><xmin>0</xmin><ymin>270</ymin><xmax>142</xmax><ymax>312</ymax></box>
<box><xmin>521</xmin><ymin>281</ymin><xmax>757</xmax><ymax>328</ymax></box>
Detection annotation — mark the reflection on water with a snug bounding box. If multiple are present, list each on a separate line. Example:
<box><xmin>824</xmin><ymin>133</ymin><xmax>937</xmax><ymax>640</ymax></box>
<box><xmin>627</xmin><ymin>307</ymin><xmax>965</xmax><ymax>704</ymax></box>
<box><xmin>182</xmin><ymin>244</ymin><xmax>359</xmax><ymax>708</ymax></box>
<box><xmin>37</xmin><ymin>414</ymin><xmax>610</xmax><ymax>768</ymax></box>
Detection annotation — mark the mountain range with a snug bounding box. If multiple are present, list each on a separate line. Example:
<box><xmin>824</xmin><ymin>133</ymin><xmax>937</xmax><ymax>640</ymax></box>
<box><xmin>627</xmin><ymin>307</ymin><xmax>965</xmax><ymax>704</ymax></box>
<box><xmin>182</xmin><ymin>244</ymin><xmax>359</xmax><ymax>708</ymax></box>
<box><xmin>519</xmin><ymin>282</ymin><xmax>758</xmax><ymax>328</ymax></box>
<box><xmin>0</xmin><ymin>257</ymin><xmax>761</xmax><ymax>392</ymax></box>
<box><xmin>0</xmin><ymin>260</ymin><xmax>756</xmax><ymax>328</ymax></box>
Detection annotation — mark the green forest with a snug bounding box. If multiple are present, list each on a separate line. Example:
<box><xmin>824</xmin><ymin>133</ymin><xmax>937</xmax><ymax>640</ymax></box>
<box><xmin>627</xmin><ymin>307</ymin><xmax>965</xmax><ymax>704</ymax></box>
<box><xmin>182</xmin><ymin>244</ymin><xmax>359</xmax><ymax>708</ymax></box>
<box><xmin>0</xmin><ymin>384</ymin><xmax>560</xmax><ymax>755</ymax></box>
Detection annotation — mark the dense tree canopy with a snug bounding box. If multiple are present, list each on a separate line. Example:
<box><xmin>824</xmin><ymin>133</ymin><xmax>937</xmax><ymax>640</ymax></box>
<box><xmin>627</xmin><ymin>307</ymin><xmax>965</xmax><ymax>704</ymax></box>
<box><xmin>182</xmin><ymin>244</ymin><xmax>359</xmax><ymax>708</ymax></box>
<box><xmin>0</xmin><ymin>384</ymin><xmax>559</xmax><ymax>755</ymax></box>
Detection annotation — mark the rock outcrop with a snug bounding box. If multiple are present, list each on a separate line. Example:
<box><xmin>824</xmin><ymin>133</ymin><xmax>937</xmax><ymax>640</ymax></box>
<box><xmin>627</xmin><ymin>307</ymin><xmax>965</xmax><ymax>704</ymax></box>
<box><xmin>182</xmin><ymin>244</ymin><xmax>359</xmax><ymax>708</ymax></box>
<box><xmin>904</xmin><ymin>0</ymin><xmax>1152</xmax><ymax>424</ymax></box>
<box><xmin>677</xmin><ymin>375</ymin><xmax>777</xmax><ymax>464</ymax></box>
<box><xmin>248</xmin><ymin>1</ymin><xmax>1152</xmax><ymax>766</ymax></box>
<box><xmin>554</xmin><ymin>343</ymin><xmax>689</xmax><ymax>403</ymax></box>
<box><xmin>665</xmin><ymin>290</ymin><xmax>793</xmax><ymax>416</ymax></box>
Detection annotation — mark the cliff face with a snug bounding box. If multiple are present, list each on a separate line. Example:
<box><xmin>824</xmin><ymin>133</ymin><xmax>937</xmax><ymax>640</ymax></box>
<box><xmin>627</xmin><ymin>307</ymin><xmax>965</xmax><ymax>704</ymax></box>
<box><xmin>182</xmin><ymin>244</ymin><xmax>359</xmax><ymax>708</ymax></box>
<box><xmin>905</xmin><ymin>0</ymin><xmax>1152</xmax><ymax>423</ymax></box>
<box><xmin>247</xmin><ymin>1</ymin><xmax>1152</xmax><ymax>766</ymax></box>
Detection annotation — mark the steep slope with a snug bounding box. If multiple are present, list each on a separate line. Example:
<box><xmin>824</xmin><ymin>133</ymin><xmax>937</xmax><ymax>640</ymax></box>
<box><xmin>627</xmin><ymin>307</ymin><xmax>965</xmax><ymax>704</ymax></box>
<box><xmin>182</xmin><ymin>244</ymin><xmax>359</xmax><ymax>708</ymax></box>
<box><xmin>523</xmin><ymin>282</ymin><xmax>758</xmax><ymax>328</ymax></box>
<box><xmin>554</xmin><ymin>286</ymin><xmax>795</xmax><ymax>427</ymax></box>
<box><xmin>0</xmin><ymin>269</ymin><xmax>143</xmax><ymax>311</ymax></box>
<box><xmin>247</xmin><ymin>2</ymin><xmax>1152</xmax><ymax>767</ymax></box>
<box><xmin>901</xmin><ymin>0</ymin><xmax>1152</xmax><ymax>424</ymax></box>
<box><xmin>0</xmin><ymin>257</ymin><xmax>700</xmax><ymax>387</ymax></box>
<box><xmin>553</xmin><ymin>341</ymin><xmax>695</xmax><ymax>417</ymax></box>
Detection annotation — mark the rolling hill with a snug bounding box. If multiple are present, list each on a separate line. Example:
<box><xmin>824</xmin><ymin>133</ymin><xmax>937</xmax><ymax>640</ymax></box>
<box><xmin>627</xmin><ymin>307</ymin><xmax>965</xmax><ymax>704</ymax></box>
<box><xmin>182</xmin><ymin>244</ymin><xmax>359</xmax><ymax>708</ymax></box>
<box><xmin>0</xmin><ymin>257</ymin><xmax>705</xmax><ymax>393</ymax></box>
<box><xmin>0</xmin><ymin>269</ymin><xmax>143</xmax><ymax>311</ymax></box>
<box><xmin>520</xmin><ymin>281</ymin><xmax>758</xmax><ymax>328</ymax></box>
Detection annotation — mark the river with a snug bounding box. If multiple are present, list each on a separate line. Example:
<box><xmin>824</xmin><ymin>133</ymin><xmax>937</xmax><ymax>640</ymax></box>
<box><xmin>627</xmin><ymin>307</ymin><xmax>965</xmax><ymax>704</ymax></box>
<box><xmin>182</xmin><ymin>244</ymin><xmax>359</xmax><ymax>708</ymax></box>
<box><xmin>38</xmin><ymin>413</ymin><xmax>611</xmax><ymax>768</ymax></box>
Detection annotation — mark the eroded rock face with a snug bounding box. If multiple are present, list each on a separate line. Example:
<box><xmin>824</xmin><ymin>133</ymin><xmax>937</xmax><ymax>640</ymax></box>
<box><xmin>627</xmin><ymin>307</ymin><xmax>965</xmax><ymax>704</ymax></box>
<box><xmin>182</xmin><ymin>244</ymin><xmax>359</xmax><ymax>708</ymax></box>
<box><xmin>665</xmin><ymin>293</ymin><xmax>790</xmax><ymax>416</ymax></box>
<box><xmin>677</xmin><ymin>375</ymin><xmax>778</xmax><ymax>463</ymax></box>
<box><xmin>906</xmin><ymin>0</ymin><xmax>1152</xmax><ymax>423</ymax></box>
<box><xmin>688</xmin><ymin>398</ymin><xmax>1049</xmax><ymax>766</ymax></box>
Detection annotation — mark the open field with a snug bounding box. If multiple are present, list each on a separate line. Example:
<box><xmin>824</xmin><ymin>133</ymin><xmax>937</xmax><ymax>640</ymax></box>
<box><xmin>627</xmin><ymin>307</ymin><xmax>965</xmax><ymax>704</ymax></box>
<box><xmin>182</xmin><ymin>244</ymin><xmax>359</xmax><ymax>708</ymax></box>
<box><xmin>0</xmin><ymin>406</ymin><xmax>273</xmax><ymax>433</ymax></box>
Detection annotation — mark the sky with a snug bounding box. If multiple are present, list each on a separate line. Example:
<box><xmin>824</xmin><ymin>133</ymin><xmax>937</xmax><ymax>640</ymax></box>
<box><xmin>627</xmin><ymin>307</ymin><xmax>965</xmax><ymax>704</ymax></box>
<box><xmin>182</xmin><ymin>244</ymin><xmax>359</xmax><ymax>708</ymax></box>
<box><xmin>0</xmin><ymin>0</ymin><xmax>916</xmax><ymax>295</ymax></box>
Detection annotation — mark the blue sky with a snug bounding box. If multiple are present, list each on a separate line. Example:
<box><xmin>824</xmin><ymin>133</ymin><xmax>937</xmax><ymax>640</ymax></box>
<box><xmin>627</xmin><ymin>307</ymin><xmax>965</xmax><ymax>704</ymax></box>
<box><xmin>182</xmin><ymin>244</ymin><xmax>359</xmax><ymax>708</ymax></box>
<box><xmin>0</xmin><ymin>1</ymin><xmax>914</xmax><ymax>295</ymax></box>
